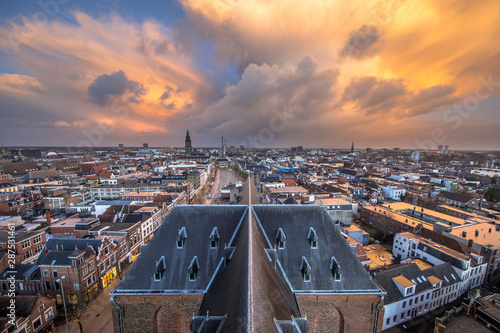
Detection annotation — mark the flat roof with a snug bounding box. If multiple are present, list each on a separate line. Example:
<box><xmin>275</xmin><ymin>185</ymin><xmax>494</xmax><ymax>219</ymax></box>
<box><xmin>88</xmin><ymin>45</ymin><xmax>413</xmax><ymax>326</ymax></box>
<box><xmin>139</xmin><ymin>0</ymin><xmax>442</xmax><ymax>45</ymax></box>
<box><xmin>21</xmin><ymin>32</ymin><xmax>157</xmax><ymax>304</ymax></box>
<box><xmin>382</xmin><ymin>202</ymin><xmax>468</xmax><ymax>226</ymax></box>
<box><xmin>447</xmin><ymin>223</ymin><xmax>500</xmax><ymax>248</ymax></box>
<box><xmin>315</xmin><ymin>197</ymin><xmax>353</xmax><ymax>205</ymax></box>
<box><xmin>397</xmin><ymin>232</ymin><xmax>469</xmax><ymax>261</ymax></box>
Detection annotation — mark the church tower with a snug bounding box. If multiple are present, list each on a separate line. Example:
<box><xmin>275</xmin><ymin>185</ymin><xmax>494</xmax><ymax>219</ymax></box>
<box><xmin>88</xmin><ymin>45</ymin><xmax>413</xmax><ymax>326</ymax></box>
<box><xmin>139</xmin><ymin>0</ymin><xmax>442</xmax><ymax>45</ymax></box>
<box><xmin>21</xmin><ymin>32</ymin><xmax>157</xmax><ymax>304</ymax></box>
<box><xmin>185</xmin><ymin>130</ymin><xmax>192</xmax><ymax>155</ymax></box>
<box><xmin>351</xmin><ymin>142</ymin><xmax>354</xmax><ymax>154</ymax></box>
<box><xmin>221</xmin><ymin>136</ymin><xmax>226</xmax><ymax>156</ymax></box>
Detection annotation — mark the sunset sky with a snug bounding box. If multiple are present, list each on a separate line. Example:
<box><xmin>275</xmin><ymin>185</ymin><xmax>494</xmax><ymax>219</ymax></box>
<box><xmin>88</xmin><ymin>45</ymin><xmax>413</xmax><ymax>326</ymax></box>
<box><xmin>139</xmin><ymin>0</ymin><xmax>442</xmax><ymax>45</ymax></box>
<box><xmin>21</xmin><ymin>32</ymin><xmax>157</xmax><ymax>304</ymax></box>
<box><xmin>1</xmin><ymin>0</ymin><xmax>499</xmax><ymax>150</ymax></box>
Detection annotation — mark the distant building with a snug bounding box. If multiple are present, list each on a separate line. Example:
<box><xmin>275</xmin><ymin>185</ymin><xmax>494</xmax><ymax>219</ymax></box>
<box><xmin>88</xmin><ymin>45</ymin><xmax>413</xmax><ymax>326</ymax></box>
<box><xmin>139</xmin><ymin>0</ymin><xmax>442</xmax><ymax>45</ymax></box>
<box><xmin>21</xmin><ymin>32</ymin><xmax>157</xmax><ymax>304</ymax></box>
<box><xmin>185</xmin><ymin>130</ymin><xmax>192</xmax><ymax>156</ymax></box>
<box><xmin>411</xmin><ymin>150</ymin><xmax>420</xmax><ymax>162</ymax></box>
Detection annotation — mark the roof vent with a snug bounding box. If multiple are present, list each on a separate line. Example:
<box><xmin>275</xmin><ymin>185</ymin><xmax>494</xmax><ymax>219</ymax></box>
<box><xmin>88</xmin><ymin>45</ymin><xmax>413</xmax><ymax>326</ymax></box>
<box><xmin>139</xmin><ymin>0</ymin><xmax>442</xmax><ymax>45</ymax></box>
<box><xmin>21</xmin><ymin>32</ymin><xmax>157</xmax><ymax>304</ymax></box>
<box><xmin>188</xmin><ymin>256</ymin><xmax>199</xmax><ymax>281</ymax></box>
<box><xmin>300</xmin><ymin>256</ymin><xmax>311</xmax><ymax>282</ymax></box>
<box><xmin>154</xmin><ymin>256</ymin><xmax>165</xmax><ymax>281</ymax></box>
<box><xmin>209</xmin><ymin>227</ymin><xmax>220</xmax><ymax>248</ymax></box>
<box><xmin>308</xmin><ymin>227</ymin><xmax>318</xmax><ymax>249</ymax></box>
<box><xmin>276</xmin><ymin>228</ymin><xmax>286</xmax><ymax>249</ymax></box>
<box><xmin>177</xmin><ymin>227</ymin><xmax>187</xmax><ymax>248</ymax></box>
<box><xmin>462</xmin><ymin>231</ymin><xmax>467</xmax><ymax>238</ymax></box>
<box><xmin>475</xmin><ymin>229</ymin><xmax>479</xmax><ymax>237</ymax></box>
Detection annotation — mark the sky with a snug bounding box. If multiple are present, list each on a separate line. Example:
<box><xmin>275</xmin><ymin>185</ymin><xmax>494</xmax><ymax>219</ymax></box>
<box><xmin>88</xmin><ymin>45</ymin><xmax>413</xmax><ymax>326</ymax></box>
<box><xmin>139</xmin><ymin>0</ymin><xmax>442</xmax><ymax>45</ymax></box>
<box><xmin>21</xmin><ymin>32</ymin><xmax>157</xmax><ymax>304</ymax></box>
<box><xmin>0</xmin><ymin>0</ymin><xmax>499</xmax><ymax>150</ymax></box>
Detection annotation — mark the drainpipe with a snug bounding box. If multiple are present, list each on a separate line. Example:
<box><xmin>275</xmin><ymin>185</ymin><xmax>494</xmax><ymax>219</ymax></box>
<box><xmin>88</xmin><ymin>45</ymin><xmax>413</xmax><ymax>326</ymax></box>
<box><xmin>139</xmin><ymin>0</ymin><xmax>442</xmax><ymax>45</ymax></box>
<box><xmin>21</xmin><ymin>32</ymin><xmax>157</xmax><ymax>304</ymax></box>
<box><xmin>373</xmin><ymin>294</ymin><xmax>385</xmax><ymax>333</ymax></box>
<box><xmin>110</xmin><ymin>295</ymin><xmax>124</xmax><ymax>333</ymax></box>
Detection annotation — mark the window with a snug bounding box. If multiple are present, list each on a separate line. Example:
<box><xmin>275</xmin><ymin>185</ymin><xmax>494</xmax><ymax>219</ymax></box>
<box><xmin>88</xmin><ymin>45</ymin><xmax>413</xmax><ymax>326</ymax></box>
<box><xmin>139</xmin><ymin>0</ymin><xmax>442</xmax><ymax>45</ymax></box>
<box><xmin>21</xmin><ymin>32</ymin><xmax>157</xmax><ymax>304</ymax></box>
<box><xmin>386</xmin><ymin>318</ymin><xmax>390</xmax><ymax>325</ymax></box>
<box><xmin>45</xmin><ymin>281</ymin><xmax>51</xmax><ymax>291</ymax></box>
<box><xmin>99</xmin><ymin>263</ymin><xmax>105</xmax><ymax>273</ymax></box>
<box><xmin>38</xmin><ymin>304</ymin><xmax>44</xmax><ymax>312</ymax></box>
<box><xmin>409</xmin><ymin>299</ymin><xmax>413</xmax><ymax>306</ymax></box>
<box><xmin>74</xmin><ymin>283</ymin><xmax>80</xmax><ymax>292</ymax></box>
<box><xmin>54</xmin><ymin>281</ymin><xmax>60</xmax><ymax>291</ymax></box>
<box><xmin>72</xmin><ymin>260</ymin><xmax>77</xmax><ymax>267</ymax></box>
<box><xmin>34</xmin><ymin>235</ymin><xmax>42</xmax><ymax>244</ymax></box>
<box><xmin>90</xmin><ymin>262</ymin><xmax>95</xmax><ymax>270</ymax></box>
<box><xmin>35</xmin><ymin>245</ymin><xmax>43</xmax><ymax>254</ymax></box>
<box><xmin>104</xmin><ymin>247</ymin><xmax>109</xmax><ymax>255</ymax></box>
<box><xmin>402</xmin><ymin>301</ymin><xmax>406</xmax><ymax>309</ymax></box>
<box><xmin>44</xmin><ymin>307</ymin><xmax>53</xmax><ymax>320</ymax></box>
<box><xmin>393</xmin><ymin>315</ymin><xmax>397</xmax><ymax>322</ymax></box>
<box><xmin>83</xmin><ymin>267</ymin><xmax>88</xmax><ymax>275</ymax></box>
<box><xmin>33</xmin><ymin>316</ymin><xmax>42</xmax><ymax>330</ymax></box>
<box><xmin>401</xmin><ymin>313</ymin><xmax>404</xmax><ymax>320</ymax></box>
<box><xmin>52</xmin><ymin>270</ymin><xmax>57</xmax><ymax>278</ymax></box>
<box><xmin>304</xmin><ymin>273</ymin><xmax>311</xmax><ymax>282</ymax></box>
<box><xmin>23</xmin><ymin>250</ymin><xmax>33</xmax><ymax>260</ymax></box>
<box><xmin>22</xmin><ymin>239</ymin><xmax>31</xmax><ymax>249</ymax></box>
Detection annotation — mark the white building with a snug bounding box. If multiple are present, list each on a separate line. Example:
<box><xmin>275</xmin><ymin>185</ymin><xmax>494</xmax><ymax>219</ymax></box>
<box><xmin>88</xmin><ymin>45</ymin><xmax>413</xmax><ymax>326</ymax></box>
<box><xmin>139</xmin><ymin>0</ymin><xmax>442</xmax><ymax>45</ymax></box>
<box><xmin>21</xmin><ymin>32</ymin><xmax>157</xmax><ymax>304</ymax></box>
<box><xmin>393</xmin><ymin>232</ymin><xmax>486</xmax><ymax>294</ymax></box>
<box><xmin>380</xmin><ymin>186</ymin><xmax>406</xmax><ymax>201</ymax></box>
<box><xmin>375</xmin><ymin>262</ymin><xmax>461</xmax><ymax>330</ymax></box>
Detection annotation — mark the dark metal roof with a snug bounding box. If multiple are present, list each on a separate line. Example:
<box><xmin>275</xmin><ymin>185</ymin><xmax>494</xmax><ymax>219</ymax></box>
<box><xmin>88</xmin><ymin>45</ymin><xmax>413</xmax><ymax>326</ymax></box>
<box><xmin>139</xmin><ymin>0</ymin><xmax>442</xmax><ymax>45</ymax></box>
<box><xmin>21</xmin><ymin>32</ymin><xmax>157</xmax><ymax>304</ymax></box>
<box><xmin>374</xmin><ymin>263</ymin><xmax>432</xmax><ymax>304</ymax></box>
<box><xmin>253</xmin><ymin>205</ymin><xmax>380</xmax><ymax>292</ymax></box>
<box><xmin>436</xmin><ymin>191</ymin><xmax>475</xmax><ymax>203</ymax></box>
<box><xmin>197</xmin><ymin>203</ymin><xmax>301</xmax><ymax>332</ymax></box>
<box><xmin>114</xmin><ymin>205</ymin><xmax>247</xmax><ymax>292</ymax></box>
<box><xmin>45</xmin><ymin>238</ymin><xmax>103</xmax><ymax>253</ymax></box>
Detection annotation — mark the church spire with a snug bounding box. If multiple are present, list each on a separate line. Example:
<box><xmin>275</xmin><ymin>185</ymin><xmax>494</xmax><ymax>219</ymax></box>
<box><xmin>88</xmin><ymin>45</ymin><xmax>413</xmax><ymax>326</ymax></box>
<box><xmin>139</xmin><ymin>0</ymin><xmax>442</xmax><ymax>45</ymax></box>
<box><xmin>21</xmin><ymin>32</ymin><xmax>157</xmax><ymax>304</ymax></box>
<box><xmin>185</xmin><ymin>130</ymin><xmax>192</xmax><ymax>155</ymax></box>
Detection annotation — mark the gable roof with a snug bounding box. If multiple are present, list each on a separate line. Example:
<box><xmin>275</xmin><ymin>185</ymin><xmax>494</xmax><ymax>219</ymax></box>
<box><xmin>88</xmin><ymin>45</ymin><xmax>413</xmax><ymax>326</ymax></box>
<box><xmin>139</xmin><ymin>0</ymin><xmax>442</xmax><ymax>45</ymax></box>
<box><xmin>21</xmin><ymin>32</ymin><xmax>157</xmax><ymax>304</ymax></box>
<box><xmin>436</xmin><ymin>191</ymin><xmax>475</xmax><ymax>204</ymax></box>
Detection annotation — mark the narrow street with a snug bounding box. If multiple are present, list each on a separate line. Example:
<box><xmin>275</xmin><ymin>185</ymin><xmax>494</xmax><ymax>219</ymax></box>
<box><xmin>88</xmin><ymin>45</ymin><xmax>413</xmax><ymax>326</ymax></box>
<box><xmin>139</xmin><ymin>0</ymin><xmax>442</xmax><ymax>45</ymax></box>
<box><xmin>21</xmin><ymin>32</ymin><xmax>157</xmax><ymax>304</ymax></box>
<box><xmin>54</xmin><ymin>261</ymin><xmax>135</xmax><ymax>333</ymax></box>
<box><xmin>203</xmin><ymin>167</ymin><xmax>241</xmax><ymax>204</ymax></box>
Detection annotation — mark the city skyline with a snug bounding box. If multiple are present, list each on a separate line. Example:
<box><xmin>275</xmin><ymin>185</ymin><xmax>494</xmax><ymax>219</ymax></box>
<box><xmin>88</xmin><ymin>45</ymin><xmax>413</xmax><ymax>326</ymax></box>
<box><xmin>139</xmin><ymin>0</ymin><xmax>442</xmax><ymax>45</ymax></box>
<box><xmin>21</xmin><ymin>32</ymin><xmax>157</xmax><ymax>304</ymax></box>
<box><xmin>1</xmin><ymin>0</ymin><xmax>500</xmax><ymax>150</ymax></box>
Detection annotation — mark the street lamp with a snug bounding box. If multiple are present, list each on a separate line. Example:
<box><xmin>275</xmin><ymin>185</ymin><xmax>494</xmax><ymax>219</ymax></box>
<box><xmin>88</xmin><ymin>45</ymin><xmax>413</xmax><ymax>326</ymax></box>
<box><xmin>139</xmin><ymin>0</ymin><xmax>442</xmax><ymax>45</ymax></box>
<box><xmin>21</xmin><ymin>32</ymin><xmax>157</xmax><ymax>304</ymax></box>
<box><xmin>56</xmin><ymin>276</ymin><xmax>70</xmax><ymax>333</ymax></box>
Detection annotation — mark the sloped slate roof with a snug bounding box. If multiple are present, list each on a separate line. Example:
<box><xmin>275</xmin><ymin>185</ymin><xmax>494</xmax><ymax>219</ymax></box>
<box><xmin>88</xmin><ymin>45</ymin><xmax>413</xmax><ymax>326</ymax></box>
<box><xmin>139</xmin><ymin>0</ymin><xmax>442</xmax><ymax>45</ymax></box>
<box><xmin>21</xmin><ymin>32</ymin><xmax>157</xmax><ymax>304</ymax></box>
<box><xmin>374</xmin><ymin>263</ymin><xmax>432</xmax><ymax>304</ymax></box>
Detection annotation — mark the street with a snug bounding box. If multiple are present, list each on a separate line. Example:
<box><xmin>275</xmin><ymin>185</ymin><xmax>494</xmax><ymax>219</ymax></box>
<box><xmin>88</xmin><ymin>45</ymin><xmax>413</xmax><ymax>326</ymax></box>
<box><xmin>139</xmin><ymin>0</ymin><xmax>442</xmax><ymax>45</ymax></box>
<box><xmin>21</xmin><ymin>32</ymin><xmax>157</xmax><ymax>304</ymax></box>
<box><xmin>54</xmin><ymin>261</ymin><xmax>135</xmax><ymax>333</ymax></box>
<box><xmin>203</xmin><ymin>167</ymin><xmax>241</xmax><ymax>204</ymax></box>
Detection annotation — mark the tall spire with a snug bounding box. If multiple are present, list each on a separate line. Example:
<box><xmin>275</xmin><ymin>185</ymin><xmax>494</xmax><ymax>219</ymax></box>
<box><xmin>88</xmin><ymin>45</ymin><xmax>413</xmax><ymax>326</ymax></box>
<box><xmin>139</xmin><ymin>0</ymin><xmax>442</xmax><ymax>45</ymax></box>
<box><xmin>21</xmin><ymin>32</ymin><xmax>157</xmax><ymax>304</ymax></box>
<box><xmin>351</xmin><ymin>141</ymin><xmax>354</xmax><ymax>154</ymax></box>
<box><xmin>185</xmin><ymin>130</ymin><xmax>192</xmax><ymax>155</ymax></box>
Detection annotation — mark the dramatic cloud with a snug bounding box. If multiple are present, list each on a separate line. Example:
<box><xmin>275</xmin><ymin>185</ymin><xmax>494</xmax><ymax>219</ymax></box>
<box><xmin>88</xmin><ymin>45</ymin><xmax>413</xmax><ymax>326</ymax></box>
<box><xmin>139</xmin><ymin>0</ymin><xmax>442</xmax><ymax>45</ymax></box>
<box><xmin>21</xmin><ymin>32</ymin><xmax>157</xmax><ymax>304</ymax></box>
<box><xmin>0</xmin><ymin>1</ymin><xmax>499</xmax><ymax>149</ymax></box>
<box><xmin>88</xmin><ymin>70</ymin><xmax>145</xmax><ymax>106</ymax></box>
<box><xmin>341</xmin><ymin>76</ymin><xmax>458</xmax><ymax>117</ymax></box>
<box><xmin>340</xmin><ymin>25</ymin><xmax>383</xmax><ymax>60</ymax></box>
<box><xmin>198</xmin><ymin>56</ymin><xmax>339</xmax><ymax>136</ymax></box>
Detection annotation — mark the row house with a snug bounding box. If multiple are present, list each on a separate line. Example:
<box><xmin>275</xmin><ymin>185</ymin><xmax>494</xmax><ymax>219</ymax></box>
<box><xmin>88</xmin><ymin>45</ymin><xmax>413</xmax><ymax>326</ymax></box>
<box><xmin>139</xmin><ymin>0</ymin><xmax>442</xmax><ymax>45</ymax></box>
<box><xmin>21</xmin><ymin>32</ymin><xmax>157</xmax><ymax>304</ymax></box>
<box><xmin>89</xmin><ymin>222</ymin><xmax>143</xmax><ymax>262</ymax></box>
<box><xmin>44</xmin><ymin>237</ymin><xmax>120</xmax><ymax>291</ymax></box>
<box><xmin>0</xmin><ymin>230</ymin><xmax>46</xmax><ymax>264</ymax></box>
<box><xmin>38</xmin><ymin>246</ymin><xmax>99</xmax><ymax>305</ymax></box>
<box><xmin>375</xmin><ymin>262</ymin><xmax>462</xmax><ymax>331</ymax></box>
<box><xmin>0</xmin><ymin>264</ymin><xmax>42</xmax><ymax>296</ymax></box>
<box><xmin>0</xmin><ymin>295</ymin><xmax>57</xmax><ymax>333</ymax></box>
<box><xmin>393</xmin><ymin>232</ymin><xmax>487</xmax><ymax>293</ymax></box>
<box><xmin>446</xmin><ymin>223</ymin><xmax>500</xmax><ymax>284</ymax></box>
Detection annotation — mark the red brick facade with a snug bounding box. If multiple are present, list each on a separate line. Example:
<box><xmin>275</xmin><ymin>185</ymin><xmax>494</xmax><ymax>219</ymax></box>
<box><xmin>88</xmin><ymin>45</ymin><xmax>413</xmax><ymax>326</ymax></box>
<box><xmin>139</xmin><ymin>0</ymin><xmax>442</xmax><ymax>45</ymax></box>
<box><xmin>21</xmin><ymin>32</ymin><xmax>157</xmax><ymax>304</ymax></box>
<box><xmin>112</xmin><ymin>294</ymin><xmax>203</xmax><ymax>333</ymax></box>
<box><xmin>296</xmin><ymin>294</ymin><xmax>384</xmax><ymax>333</ymax></box>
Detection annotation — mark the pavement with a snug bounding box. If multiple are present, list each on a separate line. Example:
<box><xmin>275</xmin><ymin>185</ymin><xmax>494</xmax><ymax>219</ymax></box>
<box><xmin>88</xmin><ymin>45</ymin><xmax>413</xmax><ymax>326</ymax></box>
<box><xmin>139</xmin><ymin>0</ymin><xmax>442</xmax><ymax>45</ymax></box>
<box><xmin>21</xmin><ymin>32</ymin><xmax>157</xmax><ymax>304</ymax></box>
<box><xmin>54</xmin><ymin>261</ymin><xmax>135</xmax><ymax>333</ymax></box>
<box><xmin>203</xmin><ymin>168</ymin><xmax>241</xmax><ymax>204</ymax></box>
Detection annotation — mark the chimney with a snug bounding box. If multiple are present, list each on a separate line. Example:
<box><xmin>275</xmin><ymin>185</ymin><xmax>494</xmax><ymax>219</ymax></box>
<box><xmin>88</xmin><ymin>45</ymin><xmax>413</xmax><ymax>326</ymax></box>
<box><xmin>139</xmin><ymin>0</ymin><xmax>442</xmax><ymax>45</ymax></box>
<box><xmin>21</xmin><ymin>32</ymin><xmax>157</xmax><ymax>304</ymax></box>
<box><xmin>479</xmin><ymin>195</ymin><xmax>483</xmax><ymax>209</ymax></box>
<box><xmin>45</xmin><ymin>212</ymin><xmax>52</xmax><ymax>226</ymax></box>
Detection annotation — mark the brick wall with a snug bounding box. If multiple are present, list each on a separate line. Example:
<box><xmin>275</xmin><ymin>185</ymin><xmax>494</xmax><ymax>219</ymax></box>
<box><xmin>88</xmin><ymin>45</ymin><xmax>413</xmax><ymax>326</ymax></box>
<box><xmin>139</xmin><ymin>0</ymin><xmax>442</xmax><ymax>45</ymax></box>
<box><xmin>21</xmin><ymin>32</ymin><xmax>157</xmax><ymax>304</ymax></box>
<box><xmin>113</xmin><ymin>294</ymin><xmax>203</xmax><ymax>333</ymax></box>
<box><xmin>296</xmin><ymin>293</ymin><xmax>384</xmax><ymax>333</ymax></box>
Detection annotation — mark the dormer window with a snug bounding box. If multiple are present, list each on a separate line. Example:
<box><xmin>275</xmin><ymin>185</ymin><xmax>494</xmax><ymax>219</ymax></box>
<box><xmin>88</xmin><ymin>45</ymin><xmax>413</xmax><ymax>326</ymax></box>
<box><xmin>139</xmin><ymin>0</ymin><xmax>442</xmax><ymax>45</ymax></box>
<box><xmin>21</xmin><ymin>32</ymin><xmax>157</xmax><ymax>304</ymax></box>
<box><xmin>276</xmin><ymin>228</ymin><xmax>286</xmax><ymax>249</ymax></box>
<box><xmin>300</xmin><ymin>256</ymin><xmax>311</xmax><ymax>282</ymax></box>
<box><xmin>308</xmin><ymin>227</ymin><xmax>318</xmax><ymax>249</ymax></box>
<box><xmin>209</xmin><ymin>227</ymin><xmax>220</xmax><ymax>249</ymax></box>
<box><xmin>177</xmin><ymin>227</ymin><xmax>187</xmax><ymax>248</ymax></box>
<box><xmin>330</xmin><ymin>256</ymin><xmax>341</xmax><ymax>281</ymax></box>
<box><xmin>154</xmin><ymin>256</ymin><xmax>165</xmax><ymax>281</ymax></box>
<box><xmin>188</xmin><ymin>256</ymin><xmax>199</xmax><ymax>281</ymax></box>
